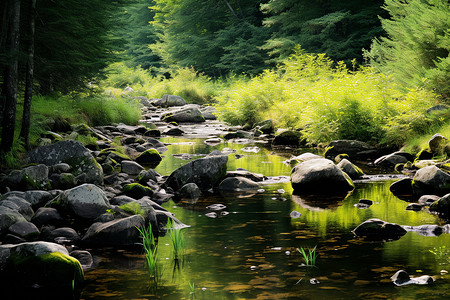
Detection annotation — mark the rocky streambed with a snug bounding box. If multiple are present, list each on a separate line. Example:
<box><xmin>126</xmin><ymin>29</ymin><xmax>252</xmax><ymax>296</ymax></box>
<box><xmin>0</xmin><ymin>95</ymin><xmax>449</xmax><ymax>299</ymax></box>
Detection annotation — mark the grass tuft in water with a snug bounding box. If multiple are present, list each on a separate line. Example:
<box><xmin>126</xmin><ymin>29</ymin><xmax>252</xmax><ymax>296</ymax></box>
<box><xmin>297</xmin><ymin>245</ymin><xmax>318</xmax><ymax>267</ymax></box>
<box><xmin>166</xmin><ymin>219</ymin><xmax>186</xmax><ymax>260</ymax></box>
<box><xmin>429</xmin><ymin>245</ymin><xmax>450</xmax><ymax>265</ymax></box>
<box><xmin>136</xmin><ymin>225</ymin><xmax>159</xmax><ymax>279</ymax></box>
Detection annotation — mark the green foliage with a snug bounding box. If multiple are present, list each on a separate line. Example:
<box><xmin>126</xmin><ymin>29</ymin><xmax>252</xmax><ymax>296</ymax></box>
<box><xmin>429</xmin><ymin>245</ymin><xmax>450</xmax><ymax>265</ymax></box>
<box><xmin>365</xmin><ymin>0</ymin><xmax>450</xmax><ymax>96</ymax></box>
<box><xmin>215</xmin><ymin>47</ymin><xmax>439</xmax><ymax>145</ymax></box>
<box><xmin>297</xmin><ymin>245</ymin><xmax>318</xmax><ymax>267</ymax></box>
<box><xmin>136</xmin><ymin>225</ymin><xmax>159</xmax><ymax>279</ymax></box>
<box><xmin>166</xmin><ymin>219</ymin><xmax>185</xmax><ymax>260</ymax></box>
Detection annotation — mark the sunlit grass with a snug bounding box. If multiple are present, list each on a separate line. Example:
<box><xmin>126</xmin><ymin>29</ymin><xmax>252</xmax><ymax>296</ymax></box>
<box><xmin>136</xmin><ymin>225</ymin><xmax>159</xmax><ymax>279</ymax></box>
<box><xmin>166</xmin><ymin>219</ymin><xmax>186</xmax><ymax>260</ymax></box>
<box><xmin>297</xmin><ymin>245</ymin><xmax>318</xmax><ymax>267</ymax></box>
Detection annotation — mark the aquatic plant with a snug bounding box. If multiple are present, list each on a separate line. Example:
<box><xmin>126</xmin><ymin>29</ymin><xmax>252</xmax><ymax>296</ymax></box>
<box><xmin>136</xmin><ymin>225</ymin><xmax>159</xmax><ymax>279</ymax></box>
<box><xmin>297</xmin><ymin>246</ymin><xmax>318</xmax><ymax>267</ymax></box>
<box><xmin>429</xmin><ymin>246</ymin><xmax>450</xmax><ymax>264</ymax></box>
<box><xmin>189</xmin><ymin>281</ymin><xmax>195</xmax><ymax>294</ymax></box>
<box><xmin>166</xmin><ymin>219</ymin><xmax>186</xmax><ymax>260</ymax></box>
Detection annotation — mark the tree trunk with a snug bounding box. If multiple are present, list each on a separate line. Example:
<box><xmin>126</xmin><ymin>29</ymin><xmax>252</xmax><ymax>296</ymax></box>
<box><xmin>1</xmin><ymin>0</ymin><xmax>20</xmax><ymax>152</ymax></box>
<box><xmin>20</xmin><ymin>0</ymin><xmax>37</xmax><ymax>150</ymax></box>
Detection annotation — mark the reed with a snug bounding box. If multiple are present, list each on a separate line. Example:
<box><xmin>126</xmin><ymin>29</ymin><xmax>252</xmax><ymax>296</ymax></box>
<box><xmin>297</xmin><ymin>246</ymin><xmax>318</xmax><ymax>267</ymax></box>
<box><xmin>136</xmin><ymin>225</ymin><xmax>158</xmax><ymax>278</ymax></box>
<box><xmin>166</xmin><ymin>219</ymin><xmax>186</xmax><ymax>260</ymax></box>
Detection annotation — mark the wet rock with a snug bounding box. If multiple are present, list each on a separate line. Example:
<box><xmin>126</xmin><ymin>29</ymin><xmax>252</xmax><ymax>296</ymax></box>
<box><xmin>412</xmin><ymin>166</ymin><xmax>450</xmax><ymax>196</ymax></box>
<box><xmin>204</xmin><ymin>138</ymin><xmax>223</xmax><ymax>146</ymax></box>
<box><xmin>241</xmin><ymin>146</ymin><xmax>260</xmax><ymax>153</ymax></box>
<box><xmin>122</xmin><ymin>183</ymin><xmax>153</xmax><ymax>199</ymax></box>
<box><xmin>1</xmin><ymin>196</ymin><xmax>34</xmax><ymax>221</ymax></box>
<box><xmin>291</xmin><ymin>158</ymin><xmax>354</xmax><ymax>195</ymax></box>
<box><xmin>406</xmin><ymin>203</ymin><xmax>423</xmax><ymax>211</ymax></box>
<box><xmin>254</xmin><ymin>119</ymin><xmax>274</xmax><ymax>134</ymax></box>
<box><xmin>70</xmin><ymin>250</ymin><xmax>93</xmax><ymax>269</ymax></box>
<box><xmin>403</xmin><ymin>225</ymin><xmax>443</xmax><ymax>236</ymax></box>
<box><xmin>429</xmin><ymin>193</ymin><xmax>450</xmax><ymax>217</ymax></box>
<box><xmin>41</xmin><ymin>227</ymin><xmax>80</xmax><ymax>244</ymax></box>
<box><xmin>26</xmin><ymin>140</ymin><xmax>103</xmax><ymax>185</ymax></box>
<box><xmin>374</xmin><ymin>153</ymin><xmax>409</xmax><ymax>168</ymax></box>
<box><xmin>417</xmin><ymin>195</ymin><xmax>440</xmax><ymax>206</ymax></box>
<box><xmin>200</xmin><ymin>106</ymin><xmax>218</xmax><ymax>120</ymax></box>
<box><xmin>206</xmin><ymin>204</ymin><xmax>227</xmax><ymax>211</ymax></box>
<box><xmin>151</xmin><ymin>190</ymin><xmax>173</xmax><ymax>205</ymax></box>
<box><xmin>0</xmin><ymin>206</ymin><xmax>27</xmax><ymax>235</ymax></box>
<box><xmin>174</xmin><ymin>183</ymin><xmax>201</xmax><ymax>203</ymax></box>
<box><xmin>289</xmin><ymin>153</ymin><xmax>322</xmax><ymax>165</ymax></box>
<box><xmin>428</xmin><ymin>133</ymin><xmax>447</xmax><ymax>154</ymax></box>
<box><xmin>223</xmin><ymin>131</ymin><xmax>252</xmax><ymax>140</ymax></box>
<box><xmin>218</xmin><ymin>177</ymin><xmax>261</xmax><ymax>192</ymax></box>
<box><xmin>163</xmin><ymin>127</ymin><xmax>185</xmax><ymax>136</ymax></box>
<box><xmin>81</xmin><ymin>214</ymin><xmax>144</xmax><ymax>247</ymax></box>
<box><xmin>8</xmin><ymin>221</ymin><xmax>40</xmax><ymax>240</ymax></box>
<box><xmin>165</xmin><ymin>155</ymin><xmax>228</xmax><ymax>191</ymax></box>
<box><xmin>389</xmin><ymin>178</ymin><xmax>413</xmax><ymax>197</ymax></box>
<box><xmin>290</xmin><ymin>211</ymin><xmax>301</xmax><ymax>218</ymax></box>
<box><xmin>135</xmin><ymin>149</ymin><xmax>162</xmax><ymax>167</ymax></box>
<box><xmin>352</xmin><ymin>218</ymin><xmax>407</xmax><ymax>240</ymax></box>
<box><xmin>391</xmin><ymin>270</ymin><xmax>434</xmax><ymax>286</ymax></box>
<box><xmin>0</xmin><ymin>164</ymin><xmax>50</xmax><ymax>192</ymax></box>
<box><xmin>0</xmin><ymin>241</ymin><xmax>84</xmax><ymax>289</ymax></box>
<box><xmin>121</xmin><ymin>160</ymin><xmax>145</xmax><ymax>175</ymax></box>
<box><xmin>225</xmin><ymin>170</ymin><xmax>265</xmax><ymax>182</ymax></box>
<box><xmin>137</xmin><ymin>169</ymin><xmax>160</xmax><ymax>185</ymax></box>
<box><xmin>272</xmin><ymin>130</ymin><xmax>305</xmax><ymax>146</ymax></box>
<box><xmin>337</xmin><ymin>158</ymin><xmax>364</xmax><ymax>179</ymax></box>
<box><xmin>354</xmin><ymin>199</ymin><xmax>373</xmax><ymax>209</ymax></box>
<box><xmin>50</xmin><ymin>184</ymin><xmax>111</xmax><ymax>220</ymax></box>
<box><xmin>154</xmin><ymin>94</ymin><xmax>186</xmax><ymax>108</ymax></box>
<box><xmin>31</xmin><ymin>207</ymin><xmax>64</xmax><ymax>228</ymax></box>
<box><xmin>324</xmin><ymin>140</ymin><xmax>376</xmax><ymax>160</ymax></box>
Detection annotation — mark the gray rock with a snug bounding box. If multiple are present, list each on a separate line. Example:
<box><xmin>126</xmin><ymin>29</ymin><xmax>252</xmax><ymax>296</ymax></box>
<box><xmin>429</xmin><ymin>193</ymin><xmax>450</xmax><ymax>217</ymax></box>
<box><xmin>374</xmin><ymin>153</ymin><xmax>409</xmax><ymax>168</ymax></box>
<box><xmin>166</xmin><ymin>155</ymin><xmax>228</xmax><ymax>191</ymax></box>
<box><xmin>163</xmin><ymin>127</ymin><xmax>185</xmax><ymax>136</ymax></box>
<box><xmin>200</xmin><ymin>106</ymin><xmax>218</xmax><ymax>120</ymax></box>
<box><xmin>390</xmin><ymin>178</ymin><xmax>413</xmax><ymax>196</ymax></box>
<box><xmin>218</xmin><ymin>177</ymin><xmax>261</xmax><ymax>192</ymax></box>
<box><xmin>51</xmin><ymin>184</ymin><xmax>111</xmax><ymax>220</ymax></box>
<box><xmin>403</xmin><ymin>225</ymin><xmax>443</xmax><ymax>236</ymax></box>
<box><xmin>70</xmin><ymin>250</ymin><xmax>93</xmax><ymax>268</ymax></box>
<box><xmin>417</xmin><ymin>195</ymin><xmax>440</xmax><ymax>206</ymax></box>
<box><xmin>154</xmin><ymin>94</ymin><xmax>186</xmax><ymax>107</ymax></box>
<box><xmin>121</xmin><ymin>160</ymin><xmax>145</xmax><ymax>175</ymax></box>
<box><xmin>352</xmin><ymin>218</ymin><xmax>407</xmax><ymax>240</ymax></box>
<box><xmin>1</xmin><ymin>196</ymin><xmax>33</xmax><ymax>221</ymax></box>
<box><xmin>31</xmin><ymin>207</ymin><xmax>64</xmax><ymax>228</ymax></box>
<box><xmin>0</xmin><ymin>206</ymin><xmax>27</xmax><ymax>235</ymax></box>
<box><xmin>26</xmin><ymin>140</ymin><xmax>103</xmax><ymax>185</ymax></box>
<box><xmin>412</xmin><ymin>165</ymin><xmax>450</xmax><ymax>196</ymax></box>
<box><xmin>337</xmin><ymin>159</ymin><xmax>364</xmax><ymax>179</ymax></box>
<box><xmin>391</xmin><ymin>270</ymin><xmax>434</xmax><ymax>286</ymax></box>
<box><xmin>42</xmin><ymin>227</ymin><xmax>80</xmax><ymax>244</ymax></box>
<box><xmin>81</xmin><ymin>215</ymin><xmax>145</xmax><ymax>247</ymax></box>
<box><xmin>428</xmin><ymin>133</ymin><xmax>447</xmax><ymax>154</ymax></box>
<box><xmin>162</xmin><ymin>107</ymin><xmax>205</xmax><ymax>123</ymax></box>
<box><xmin>8</xmin><ymin>221</ymin><xmax>40</xmax><ymax>240</ymax></box>
<box><xmin>272</xmin><ymin>130</ymin><xmax>305</xmax><ymax>146</ymax></box>
<box><xmin>225</xmin><ymin>170</ymin><xmax>266</xmax><ymax>182</ymax></box>
<box><xmin>291</xmin><ymin>158</ymin><xmax>354</xmax><ymax>195</ymax></box>
<box><xmin>174</xmin><ymin>183</ymin><xmax>201</xmax><ymax>203</ymax></box>
<box><xmin>324</xmin><ymin>140</ymin><xmax>376</xmax><ymax>160</ymax></box>
<box><xmin>23</xmin><ymin>190</ymin><xmax>53</xmax><ymax>209</ymax></box>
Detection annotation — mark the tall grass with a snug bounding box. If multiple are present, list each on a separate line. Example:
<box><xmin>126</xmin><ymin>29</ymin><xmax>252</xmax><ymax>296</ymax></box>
<box><xmin>136</xmin><ymin>225</ymin><xmax>159</xmax><ymax>279</ymax></box>
<box><xmin>297</xmin><ymin>245</ymin><xmax>318</xmax><ymax>267</ymax></box>
<box><xmin>166</xmin><ymin>219</ymin><xmax>186</xmax><ymax>260</ymax></box>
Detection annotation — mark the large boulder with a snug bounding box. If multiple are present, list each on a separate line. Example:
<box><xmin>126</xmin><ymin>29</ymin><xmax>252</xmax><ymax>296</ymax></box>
<box><xmin>272</xmin><ymin>130</ymin><xmax>305</xmax><ymax>147</ymax></box>
<box><xmin>0</xmin><ymin>241</ymin><xmax>84</xmax><ymax>289</ymax></box>
<box><xmin>165</xmin><ymin>155</ymin><xmax>228</xmax><ymax>191</ymax></box>
<box><xmin>352</xmin><ymin>218</ymin><xmax>407</xmax><ymax>240</ymax></box>
<box><xmin>218</xmin><ymin>177</ymin><xmax>261</xmax><ymax>192</ymax></box>
<box><xmin>428</xmin><ymin>133</ymin><xmax>447</xmax><ymax>155</ymax></box>
<box><xmin>26</xmin><ymin>140</ymin><xmax>103</xmax><ymax>185</ymax></box>
<box><xmin>290</xmin><ymin>158</ymin><xmax>354</xmax><ymax>195</ymax></box>
<box><xmin>374</xmin><ymin>153</ymin><xmax>410</xmax><ymax>168</ymax></box>
<box><xmin>0</xmin><ymin>206</ymin><xmax>27</xmax><ymax>235</ymax></box>
<box><xmin>200</xmin><ymin>106</ymin><xmax>218</xmax><ymax>120</ymax></box>
<box><xmin>429</xmin><ymin>193</ymin><xmax>450</xmax><ymax>218</ymax></box>
<box><xmin>337</xmin><ymin>159</ymin><xmax>364</xmax><ymax>180</ymax></box>
<box><xmin>412</xmin><ymin>165</ymin><xmax>450</xmax><ymax>196</ymax></box>
<box><xmin>324</xmin><ymin>140</ymin><xmax>376</xmax><ymax>160</ymax></box>
<box><xmin>0</xmin><ymin>164</ymin><xmax>50</xmax><ymax>192</ymax></box>
<box><xmin>50</xmin><ymin>184</ymin><xmax>111</xmax><ymax>220</ymax></box>
<box><xmin>154</xmin><ymin>94</ymin><xmax>186</xmax><ymax>108</ymax></box>
<box><xmin>135</xmin><ymin>149</ymin><xmax>162</xmax><ymax>167</ymax></box>
<box><xmin>162</xmin><ymin>107</ymin><xmax>205</xmax><ymax>123</ymax></box>
<box><xmin>81</xmin><ymin>215</ymin><xmax>145</xmax><ymax>247</ymax></box>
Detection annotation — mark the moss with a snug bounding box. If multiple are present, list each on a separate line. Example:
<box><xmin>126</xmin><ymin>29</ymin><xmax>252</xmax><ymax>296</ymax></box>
<box><xmin>119</xmin><ymin>202</ymin><xmax>144</xmax><ymax>216</ymax></box>
<box><xmin>122</xmin><ymin>183</ymin><xmax>153</xmax><ymax>199</ymax></box>
<box><xmin>4</xmin><ymin>252</ymin><xmax>84</xmax><ymax>289</ymax></box>
<box><xmin>136</xmin><ymin>149</ymin><xmax>162</xmax><ymax>167</ymax></box>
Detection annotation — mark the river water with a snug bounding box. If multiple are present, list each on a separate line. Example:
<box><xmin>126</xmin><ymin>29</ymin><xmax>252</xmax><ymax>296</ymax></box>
<box><xmin>80</xmin><ymin>137</ymin><xmax>449</xmax><ymax>300</ymax></box>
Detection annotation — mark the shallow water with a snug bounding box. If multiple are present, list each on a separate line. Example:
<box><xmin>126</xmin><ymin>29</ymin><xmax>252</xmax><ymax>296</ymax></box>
<box><xmin>80</xmin><ymin>138</ymin><xmax>450</xmax><ymax>300</ymax></box>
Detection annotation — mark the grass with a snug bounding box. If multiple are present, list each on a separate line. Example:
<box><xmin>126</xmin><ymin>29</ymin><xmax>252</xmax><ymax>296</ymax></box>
<box><xmin>166</xmin><ymin>219</ymin><xmax>186</xmax><ymax>260</ymax></box>
<box><xmin>297</xmin><ymin>245</ymin><xmax>318</xmax><ymax>267</ymax></box>
<box><xmin>429</xmin><ymin>245</ymin><xmax>450</xmax><ymax>265</ymax></box>
<box><xmin>136</xmin><ymin>225</ymin><xmax>159</xmax><ymax>279</ymax></box>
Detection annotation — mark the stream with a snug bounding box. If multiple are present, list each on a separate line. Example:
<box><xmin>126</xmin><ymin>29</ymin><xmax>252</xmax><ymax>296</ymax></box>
<box><xmin>80</xmin><ymin>136</ymin><xmax>450</xmax><ymax>300</ymax></box>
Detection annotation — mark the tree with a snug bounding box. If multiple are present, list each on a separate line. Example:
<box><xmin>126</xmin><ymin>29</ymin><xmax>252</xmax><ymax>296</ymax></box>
<box><xmin>364</xmin><ymin>0</ymin><xmax>450</xmax><ymax>97</ymax></box>
<box><xmin>1</xmin><ymin>0</ymin><xmax>21</xmax><ymax>152</ymax></box>
<box><xmin>261</xmin><ymin>0</ymin><xmax>385</xmax><ymax>64</ymax></box>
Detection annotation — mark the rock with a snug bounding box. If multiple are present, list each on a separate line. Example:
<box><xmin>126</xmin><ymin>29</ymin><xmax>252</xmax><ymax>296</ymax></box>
<box><xmin>272</xmin><ymin>130</ymin><xmax>305</xmax><ymax>146</ymax></box>
<box><xmin>218</xmin><ymin>177</ymin><xmax>261</xmax><ymax>192</ymax></box>
<box><xmin>8</xmin><ymin>221</ymin><xmax>40</xmax><ymax>240</ymax></box>
<box><xmin>163</xmin><ymin>127</ymin><xmax>185</xmax><ymax>136</ymax></box>
<box><xmin>121</xmin><ymin>160</ymin><xmax>145</xmax><ymax>175</ymax></box>
<box><xmin>428</xmin><ymin>133</ymin><xmax>447</xmax><ymax>154</ymax></box>
<box><xmin>150</xmin><ymin>190</ymin><xmax>173</xmax><ymax>205</ymax></box>
<box><xmin>406</xmin><ymin>203</ymin><xmax>423</xmax><ymax>211</ymax></box>
<box><xmin>122</xmin><ymin>183</ymin><xmax>153</xmax><ymax>199</ymax></box>
<box><xmin>391</xmin><ymin>270</ymin><xmax>434</xmax><ymax>286</ymax></box>
<box><xmin>429</xmin><ymin>193</ymin><xmax>450</xmax><ymax>217</ymax></box>
<box><xmin>41</xmin><ymin>227</ymin><xmax>80</xmax><ymax>244</ymax></box>
<box><xmin>70</xmin><ymin>250</ymin><xmax>93</xmax><ymax>269</ymax></box>
<box><xmin>223</xmin><ymin>131</ymin><xmax>252</xmax><ymax>140</ymax></box>
<box><xmin>417</xmin><ymin>195</ymin><xmax>440</xmax><ymax>206</ymax></box>
<box><xmin>26</xmin><ymin>140</ymin><xmax>103</xmax><ymax>185</ymax></box>
<box><xmin>200</xmin><ymin>106</ymin><xmax>218</xmax><ymax>120</ymax></box>
<box><xmin>135</xmin><ymin>149</ymin><xmax>162</xmax><ymax>167</ymax></box>
<box><xmin>354</xmin><ymin>199</ymin><xmax>373</xmax><ymax>209</ymax></box>
<box><xmin>137</xmin><ymin>169</ymin><xmax>160</xmax><ymax>185</ymax></box>
<box><xmin>50</xmin><ymin>184</ymin><xmax>111</xmax><ymax>220</ymax></box>
<box><xmin>374</xmin><ymin>153</ymin><xmax>409</xmax><ymax>168</ymax></box>
<box><xmin>174</xmin><ymin>183</ymin><xmax>201</xmax><ymax>203</ymax></box>
<box><xmin>81</xmin><ymin>215</ymin><xmax>145</xmax><ymax>247</ymax></box>
<box><xmin>324</xmin><ymin>140</ymin><xmax>376</xmax><ymax>160</ymax></box>
<box><xmin>290</xmin><ymin>153</ymin><xmax>322</xmax><ymax>164</ymax></box>
<box><xmin>165</xmin><ymin>155</ymin><xmax>228</xmax><ymax>191</ymax></box>
<box><xmin>155</xmin><ymin>94</ymin><xmax>186</xmax><ymax>107</ymax></box>
<box><xmin>1</xmin><ymin>196</ymin><xmax>34</xmax><ymax>221</ymax></box>
<box><xmin>144</xmin><ymin>129</ymin><xmax>161</xmax><ymax>137</ymax></box>
<box><xmin>110</xmin><ymin>195</ymin><xmax>137</xmax><ymax>206</ymax></box>
<box><xmin>49</xmin><ymin>172</ymin><xmax>77</xmax><ymax>190</ymax></box>
<box><xmin>254</xmin><ymin>119</ymin><xmax>274</xmax><ymax>134</ymax></box>
<box><xmin>412</xmin><ymin>165</ymin><xmax>450</xmax><ymax>196</ymax></box>
<box><xmin>23</xmin><ymin>190</ymin><xmax>53</xmax><ymax>209</ymax></box>
<box><xmin>337</xmin><ymin>159</ymin><xmax>364</xmax><ymax>179</ymax></box>
<box><xmin>162</xmin><ymin>107</ymin><xmax>205</xmax><ymax>123</ymax></box>
<box><xmin>403</xmin><ymin>225</ymin><xmax>443</xmax><ymax>236</ymax></box>
<box><xmin>390</xmin><ymin>178</ymin><xmax>413</xmax><ymax>197</ymax></box>
<box><xmin>1</xmin><ymin>164</ymin><xmax>50</xmax><ymax>191</ymax></box>
<box><xmin>225</xmin><ymin>170</ymin><xmax>265</xmax><ymax>182</ymax></box>
<box><xmin>291</xmin><ymin>158</ymin><xmax>354</xmax><ymax>195</ymax></box>
<box><xmin>0</xmin><ymin>206</ymin><xmax>27</xmax><ymax>235</ymax></box>
<box><xmin>352</xmin><ymin>218</ymin><xmax>407</xmax><ymax>240</ymax></box>
<box><xmin>0</xmin><ymin>241</ymin><xmax>83</xmax><ymax>289</ymax></box>
<box><xmin>31</xmin><ymin>207</ymin><xmax>64</xmax><ymax>228</ymax></box>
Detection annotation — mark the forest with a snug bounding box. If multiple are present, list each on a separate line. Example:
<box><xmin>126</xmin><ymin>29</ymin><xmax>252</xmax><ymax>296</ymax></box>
<box><xmin>0</xmin><ymin>0</ymin><xmax>449</xmax><ymax>163</ymax></box>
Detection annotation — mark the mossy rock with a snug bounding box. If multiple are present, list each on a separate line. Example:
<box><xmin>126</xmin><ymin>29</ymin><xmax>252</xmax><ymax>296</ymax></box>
<box><xmin>122</xmin><ymin>183</ymin><xmax>153</xmax><ymax>199</ymax></box>
<box><xmin>135</xmin><ymin>149</ymin><xmax>162</xmax><ymax>167</ymax></box>
<box><xmin>144</xmin><ymin>129</ymin><xmax>161</xmax><ymax>137</ymax></box>
<box><xmin>73</xmin><ymin>123</ymin><xmax>91</xmax><ymax>135</ymax></box>
<box><xmin>272</xmin><ymin>130</ymin><xmax>305</xmax><ymax>146</ymax></box>
<box><xmin>3</xmin><ymin>251</ymin><xmax>84</xmax><ymax>289</ymax></box>
<box><xmin>105</xmin><ymin>150</ymin><xmax>131</xmax><ymax>163</ymax></box>
<box><xmin>416</xmin><ymin>148</ymin><xmax>433</xmax><ymax>160</ymax></box>
<box><xmin>145</xmin><ymin>123</ymin><xmax>157</xmax><ymax>130</ymax></box>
